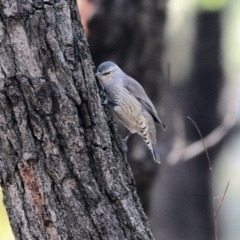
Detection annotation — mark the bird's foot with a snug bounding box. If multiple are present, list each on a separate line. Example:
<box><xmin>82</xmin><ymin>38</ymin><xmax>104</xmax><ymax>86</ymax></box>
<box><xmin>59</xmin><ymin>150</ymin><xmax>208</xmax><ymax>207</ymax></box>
<box><xmin>121</xmin><ymin>132</ymin><xmax>131</xmax><ymax>153</ymax></box>
<box><xmin>102</xmin><ymin>97</ymin><xmax>109</xmax><ymax>105</ymax></box>
<box><xmin>121</xmin><ymin>140</ymin><xmax>128</xmax><ymax>153</ymax></box>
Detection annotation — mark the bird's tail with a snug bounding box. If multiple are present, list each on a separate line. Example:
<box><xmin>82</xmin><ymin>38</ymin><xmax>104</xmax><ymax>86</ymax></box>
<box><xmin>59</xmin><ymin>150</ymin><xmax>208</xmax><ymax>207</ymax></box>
<box><xmin>151</xmin><ymin>145</ymin><xmax>161</xmax><ymax>164</ymax></box>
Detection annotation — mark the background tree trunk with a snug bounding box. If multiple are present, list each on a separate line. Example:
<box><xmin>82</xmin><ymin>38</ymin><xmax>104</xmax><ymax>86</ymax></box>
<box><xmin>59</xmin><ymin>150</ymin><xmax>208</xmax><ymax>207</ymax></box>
<box><xmin>0</xmin><ymin>0</ymin><xmax>154</xmax><ymax>239</ymax></box>
<box><xmin>150</xmin><ymin>11</ymin><xmax>223</xmax><ymax>240</ymax></box>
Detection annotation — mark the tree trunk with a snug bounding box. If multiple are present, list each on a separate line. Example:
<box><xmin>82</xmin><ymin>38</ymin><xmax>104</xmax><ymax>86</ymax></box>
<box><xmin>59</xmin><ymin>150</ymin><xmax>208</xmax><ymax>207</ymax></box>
<box><xmin>0</xmin><ymin>1</ymin><xmax>154</xmax><ymax>239</ymax></box>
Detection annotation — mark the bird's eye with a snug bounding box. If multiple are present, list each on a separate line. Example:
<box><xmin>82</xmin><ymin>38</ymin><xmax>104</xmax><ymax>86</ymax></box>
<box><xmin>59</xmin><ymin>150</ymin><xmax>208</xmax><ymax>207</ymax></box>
<box><xmin>103</xmin><ymin>71</ymin><xmax>110</xmax><ymax>76</ymax></box>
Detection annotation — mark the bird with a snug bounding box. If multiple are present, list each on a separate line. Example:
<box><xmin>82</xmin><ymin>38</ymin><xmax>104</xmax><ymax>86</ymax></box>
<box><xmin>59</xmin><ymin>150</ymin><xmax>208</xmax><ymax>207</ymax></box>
<box><xmin>95</xmin><ymin>61</ymin><xmax>166</xmax><ymax>163</ymax></box>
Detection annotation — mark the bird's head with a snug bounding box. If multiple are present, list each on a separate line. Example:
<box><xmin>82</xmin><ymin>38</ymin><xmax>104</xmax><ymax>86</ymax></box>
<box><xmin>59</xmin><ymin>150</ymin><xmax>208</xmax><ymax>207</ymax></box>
<box><xmin>95</xmin><ymin>61</ymin><xmax>122</xmax><ymax>85</ymax></box>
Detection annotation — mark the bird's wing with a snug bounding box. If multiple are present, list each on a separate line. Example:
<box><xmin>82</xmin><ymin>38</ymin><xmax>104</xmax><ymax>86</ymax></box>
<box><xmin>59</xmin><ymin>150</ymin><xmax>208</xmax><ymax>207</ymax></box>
<box><xmin>122</xmin><ymin>75</ymin><xmax>166</xmax><ymax>130</ymax></box>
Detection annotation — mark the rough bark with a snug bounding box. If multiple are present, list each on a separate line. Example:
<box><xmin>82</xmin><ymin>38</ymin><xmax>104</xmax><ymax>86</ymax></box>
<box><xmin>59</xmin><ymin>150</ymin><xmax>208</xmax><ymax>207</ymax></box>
<box><xmin>0</xmin><ymin>0</ymin><xmax>154</xmax><ymax>239</ymax></box>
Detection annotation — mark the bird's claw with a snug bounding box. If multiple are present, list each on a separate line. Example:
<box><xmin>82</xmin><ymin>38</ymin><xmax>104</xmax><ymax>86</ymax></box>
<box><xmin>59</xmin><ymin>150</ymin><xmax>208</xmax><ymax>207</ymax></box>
<box><xmin>102</xmin><ymin>97</ymin><xmax>109</xmax><ymax>105</ymax></box>
<box><xmin>121</xmin><ymin>132</ymin><xmax>131</xmax><ymax>153</ymax></box>
<box><xmin>122</xmin><ymin>134</ymin><xmax>130</xmax><ymax>143</ymax></box>
<box><xmin>121</xmin><ymin>140</ymin><xmax>128</xmax><ymax>153</ymax></box>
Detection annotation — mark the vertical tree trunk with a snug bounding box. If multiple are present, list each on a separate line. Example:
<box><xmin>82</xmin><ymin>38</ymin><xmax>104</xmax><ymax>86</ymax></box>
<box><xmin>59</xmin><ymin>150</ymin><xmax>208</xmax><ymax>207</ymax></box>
<box><xmin>0</xmin><ymin>0</ymin><xmax>154</xmax><ymax>239</ymax></box>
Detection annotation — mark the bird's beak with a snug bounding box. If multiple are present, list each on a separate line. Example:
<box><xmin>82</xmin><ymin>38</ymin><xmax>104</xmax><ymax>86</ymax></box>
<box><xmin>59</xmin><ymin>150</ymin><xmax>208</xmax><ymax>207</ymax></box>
<box><xmin>95</xmin><ymin>72</ymin><xmax>100</xmax><ymax>78</ymax></box>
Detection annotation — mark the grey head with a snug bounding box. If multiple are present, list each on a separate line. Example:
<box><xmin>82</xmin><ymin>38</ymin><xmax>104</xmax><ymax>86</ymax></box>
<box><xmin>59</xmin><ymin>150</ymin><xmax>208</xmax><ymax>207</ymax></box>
<box><xmin>95</xmin><ymin>61</ymin><xmax>123</xmax><ymax>86</ymax></box>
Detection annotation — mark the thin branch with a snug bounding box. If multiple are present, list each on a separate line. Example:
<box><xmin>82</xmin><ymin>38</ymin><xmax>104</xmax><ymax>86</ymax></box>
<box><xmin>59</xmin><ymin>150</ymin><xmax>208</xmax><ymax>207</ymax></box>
<box><xmin>213</xmin><ymin>181</ymin><xmax>230</xmax><ymax>240</ymax></box>
<box><xmin>215</xmin><ymin>181</ymin><xmax>230</xmax><ymax>218</ymax></box>
<box><xmin>183</xmin><ymin>117</ymin><xmax>231</xmax><ymax>240</ymax></box>
<box><xmin>185</xmin><ymin>117</ymin><xmax>216</xmax><ymax>239</ymax></box>
<box><xmin>186</xmin><ymin>116</ymin><xmax>212</xmax><ymax>170</ymax></box>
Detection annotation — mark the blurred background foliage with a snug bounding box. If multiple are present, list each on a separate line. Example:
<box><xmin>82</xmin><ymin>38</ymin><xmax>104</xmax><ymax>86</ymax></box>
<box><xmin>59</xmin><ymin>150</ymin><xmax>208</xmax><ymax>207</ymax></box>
<box><xmin>1</xmin><ymin>0</ymin><xmax>240</xmax><ymax>239</ymax></box>
<box><xmin>0</xmin><ymin>190</ymin><xmax>14</xmax><ymax>240</ymax></box>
